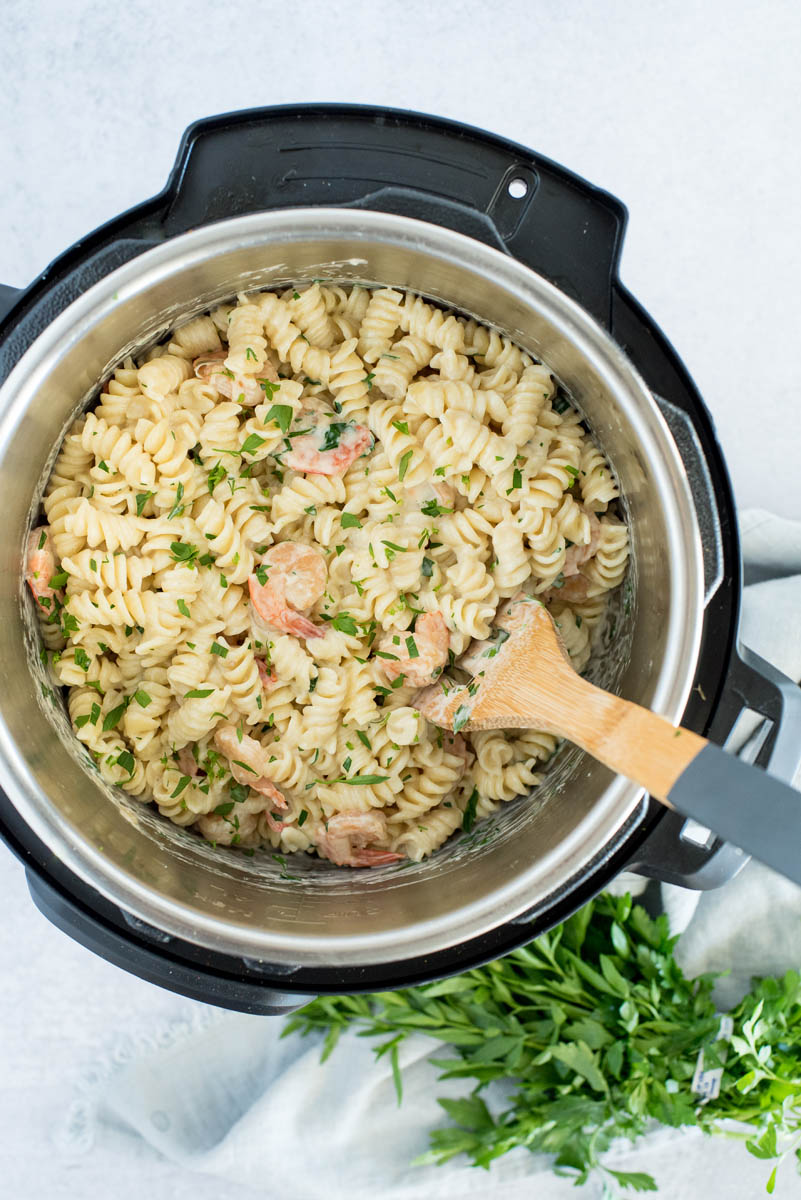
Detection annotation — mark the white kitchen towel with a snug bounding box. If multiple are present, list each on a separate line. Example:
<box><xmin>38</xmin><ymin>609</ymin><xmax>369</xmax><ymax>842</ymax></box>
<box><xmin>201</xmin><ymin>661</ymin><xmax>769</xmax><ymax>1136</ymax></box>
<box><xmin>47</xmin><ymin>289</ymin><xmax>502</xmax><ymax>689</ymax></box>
<box><xmin>60</xmin><ymin>509</ymin><xmax>801</xmax><ymax>1199</ymax></box>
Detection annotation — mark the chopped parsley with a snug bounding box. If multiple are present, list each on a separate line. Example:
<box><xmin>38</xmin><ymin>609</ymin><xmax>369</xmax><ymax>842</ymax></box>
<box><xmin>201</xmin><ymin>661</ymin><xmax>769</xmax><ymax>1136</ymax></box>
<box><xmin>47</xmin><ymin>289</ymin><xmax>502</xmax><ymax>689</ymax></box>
<box><xmin>398</xmin><ymin>449</ymin><xmax>413</xmax><ymax>481</ymax></box>
<box><xmin>263</xmin><ymin>402</ymin><xmax>293</xmax><ymax>432</ymax></box>
<box><xmin>241</xmin><ymin>433</ymin><xmax>266</xmax><ymax>456</ymax></box>
<box><xmin>420</xmin><ymin>499</ymin><xmax>452</xmax><ymax>518</ymax></box>
<box><xmin>453</xmin><ymin>704</ymin><xmax>470</xmax><ymax>733</ymax></box>
<box><xmin>207</xmin><ymin>463</ymin><xmax>227</xmax><ymax>493</ymax></box>
<box><xmin>319</xmin><ymin>422</ymin><xmax>350</xmax><ymax>452</ymax></box>
<box><xmin>102</xmin><ymin>699</ymin><xmax>128</xmax><ymax>732</ymax></box>
<box><xmin>462</xmin><ymin>786</ymin><xmax>479</xmax><ymax>832</ymax></box>
<box><xmin>116</xmin><ymin>750</ymin><xmax>135</xmax><ymax>778</ymax></box>
<box><xmin>167</xmin><ymin>481</ymin><xmax>185</xmax><ymax>519</ymax></box>
<box><xmin>332</xmin><ymin>613</ymin><xmax>358</xmax><ymax>636</ymax></box>
<box><xmin>73</xmin><ymin>647</ymin><xmax>91</xmax><ymax>672</ymax></box>
<box><xmin>170</xmin><ymin>541</ymin><xmax>199</xmax><ymax>565</ymax></box>
<box><xmin>340</xmin><ymin>513</ymin><xmax>362</xmax><ymax>530</ymax></box>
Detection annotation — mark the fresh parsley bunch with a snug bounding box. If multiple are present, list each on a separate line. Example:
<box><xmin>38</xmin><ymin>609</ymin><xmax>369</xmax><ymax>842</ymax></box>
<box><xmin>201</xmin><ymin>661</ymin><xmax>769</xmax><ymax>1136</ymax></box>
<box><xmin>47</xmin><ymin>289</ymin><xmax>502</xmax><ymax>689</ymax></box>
<box><xmin>285</xmin><ymin>893</ymin><xmax>801</xmax><ymax>1195</ymax></box>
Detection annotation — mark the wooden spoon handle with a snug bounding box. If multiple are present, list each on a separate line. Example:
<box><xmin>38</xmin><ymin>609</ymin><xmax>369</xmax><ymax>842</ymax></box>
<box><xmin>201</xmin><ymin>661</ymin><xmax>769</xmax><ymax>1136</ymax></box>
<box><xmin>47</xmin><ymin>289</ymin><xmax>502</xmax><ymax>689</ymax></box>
<box><xmin>561</xmin><ymin>674</ymin><xmax>707</xmax><ymax>802</ymax></box>
<box><xmin>532</xmin><ymin>675</ymin><xmax>801</xmax><ymax>887</ymax></box>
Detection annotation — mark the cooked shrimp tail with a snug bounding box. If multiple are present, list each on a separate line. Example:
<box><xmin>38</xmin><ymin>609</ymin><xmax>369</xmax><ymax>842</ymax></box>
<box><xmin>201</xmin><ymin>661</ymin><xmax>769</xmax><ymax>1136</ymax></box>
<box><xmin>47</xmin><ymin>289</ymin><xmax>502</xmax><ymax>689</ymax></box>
<box><xmin>314</xmin><ymin>810</ymin><xmax>403</xmax><ymax>868</ymax></box>
<box><xmin>377</xmin><ymin>610</ymin><xmax>450</xmax><ymax>688</ymax></box>
<box><xmin>248</xmin><ymin>542</ymin><xmax>327</xmax><ymax>640</ymax></box>
<box><xmin>26</xmin><ymin>526</ymin><xmax>61</xmax><ymax>604</ymax></box>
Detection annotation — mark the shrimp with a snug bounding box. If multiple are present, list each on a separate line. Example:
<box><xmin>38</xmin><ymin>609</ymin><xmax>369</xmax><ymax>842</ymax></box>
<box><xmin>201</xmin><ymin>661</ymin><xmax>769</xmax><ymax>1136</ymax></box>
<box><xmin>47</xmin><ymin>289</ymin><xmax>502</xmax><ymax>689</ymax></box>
<box><xmin>193</xmin><ymin>351</ymin><xmax>278</xmax><ymax>407</ymax></box>
<box><xmin>256</xmin><ymin>658</ymin><xmax>277</xmax><ymax>690</ymax></box>
<box><xmin>26</xmin><ymin>527</ymin><xmax>62</xmax><ymax>608</ymax></box>
<box><xmin>314</xmin><ymin>811</ymin><xmax>403</xmax><ymax>868</ymax></box>
<box><xmin>177</xmin><ymin>745</ymin><xmax>200</xmax><ymax>777</ymax></box>
<box><xmin>542</xmin><ymin>573</ymin><xmax>595</xmax><ymax>604</ymax></box>
<box><xmin>214</xmin><ymin>723</ymin><xmax>289</xmax><ymax>811</ymax></box>
<box><xmin>443</xmin><ymin>732</ymin><xmax>471</xmax><ymax>778</ymax></box>
<box><xmin>377</xmin><ymin>610</ymin><xmax>450</xmax><ymax>687</ymax></box>
<box><xmin>283</xmin><ymin>419</ymin><xmax>372</xmax><ymax>476</ymax></box>
<box><xmin>248</xmin><ymin>542</ymin><xmax>327</xmax><ymax>640</ymax></box>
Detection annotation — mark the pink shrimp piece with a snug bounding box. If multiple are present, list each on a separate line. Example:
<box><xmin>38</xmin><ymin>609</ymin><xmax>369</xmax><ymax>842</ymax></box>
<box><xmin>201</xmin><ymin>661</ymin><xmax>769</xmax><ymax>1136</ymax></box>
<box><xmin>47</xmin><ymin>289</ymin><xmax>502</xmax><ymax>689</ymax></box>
<box><xmin>563</xmin><ymin>513</ymin><xmax>602</xmax><ymax>578</ymax></box>
<box><xmin>314</xmin><ymin>811</ymin><xmax>403</xmax><ymax>868</ymax></box>
<box><xmin>248</xmin><ymin>542</ymin><xmax>327</xmax><ymax>640</ymax></box>
<box><xmin>283</xmin><ymin>422</ymin><xmax>372</xmax><ymax>476</ymax></box>
<box><xmin>543</xmin><ymin>573</ymin><xmax>594</xmax><ymax>604</ymax></box>
<box><xmin>177</xmin><ymin>746</ymin><xmax>200</xmax><ymax>777</ymax></box>
<box><xmin>256</xmin><ymin>658</ymin><xmax>277</xmax><ymax>690</ymax></box>
<box><xmin>26</xmin><ymin>527</ymin><xmax>62</xmax><ymax>607</ymax></box>
<box><xmin>214</xmin><ymin>723</ymin><xmax>288</xmax><ymax>810</ymax></box>
<box><xmin>193</xmin><ymin>351</ymin><xmax>278</xmax><ymax>407</ymax></box>
<box><xmin>378</xmin><ymin>611</ymin><xmax>450</xmax><ymax>688</ymax></box>
<box><xmin>442</xmin><ymin>732</ymin><xmax>471</xmax><ymax>778</ymax></box>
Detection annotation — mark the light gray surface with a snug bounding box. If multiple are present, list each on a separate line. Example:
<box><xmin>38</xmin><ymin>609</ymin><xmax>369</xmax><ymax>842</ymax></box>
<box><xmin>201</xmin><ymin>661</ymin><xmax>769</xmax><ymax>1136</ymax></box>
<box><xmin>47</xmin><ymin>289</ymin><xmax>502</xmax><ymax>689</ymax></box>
<box><xmin>0</xmin><ymin>2</ymin><xmax>799</xmax><ymax>1198</ymax></box>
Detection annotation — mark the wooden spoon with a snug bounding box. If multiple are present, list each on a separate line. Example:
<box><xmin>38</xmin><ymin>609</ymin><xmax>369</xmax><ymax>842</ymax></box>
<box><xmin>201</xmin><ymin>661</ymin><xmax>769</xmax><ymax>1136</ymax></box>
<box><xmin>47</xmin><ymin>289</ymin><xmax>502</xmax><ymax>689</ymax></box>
<box><xmin>416</xmin><ymin>597</ymin><xmax>801</xmax><ymax>887</ymax></box>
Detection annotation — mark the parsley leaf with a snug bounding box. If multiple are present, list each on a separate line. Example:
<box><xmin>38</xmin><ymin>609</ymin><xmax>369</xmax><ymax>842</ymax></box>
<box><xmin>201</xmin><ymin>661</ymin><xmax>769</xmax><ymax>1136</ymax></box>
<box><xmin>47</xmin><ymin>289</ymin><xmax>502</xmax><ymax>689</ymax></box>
<box><xmin>263</xmin><ymin>403</ymin><xmax>293</xmax><ymax>432</ymax></box>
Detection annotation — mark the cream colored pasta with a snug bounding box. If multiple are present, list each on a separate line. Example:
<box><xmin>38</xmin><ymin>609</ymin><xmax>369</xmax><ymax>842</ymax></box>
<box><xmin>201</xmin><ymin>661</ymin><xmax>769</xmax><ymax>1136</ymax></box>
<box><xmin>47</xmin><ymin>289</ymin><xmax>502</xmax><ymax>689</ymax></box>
<box><xmin>30</xmin><ymin>284</ymin><xmax>630</xmax><ymax>867</ymax></box>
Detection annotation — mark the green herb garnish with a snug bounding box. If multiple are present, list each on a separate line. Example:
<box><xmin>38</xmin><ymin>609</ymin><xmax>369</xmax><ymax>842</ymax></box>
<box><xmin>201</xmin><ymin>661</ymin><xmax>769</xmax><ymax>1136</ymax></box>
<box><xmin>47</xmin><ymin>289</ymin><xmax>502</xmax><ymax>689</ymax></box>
<box><xmin>241</xmin><ymin>433</ymin><xmax>266</xmax><ymax>456</ymax></box>
<box><xmin>452</xmin><ymin>704</ymin><xmax>470</xmax><ymax>733</ymax></box>
<box><xmin>263</xmin><ymin>403</ymin><xmax>293</xmax><ymax>432</ymax></box>
<box><xmin>102</xmin><ymin>700</ymin><xmax>128</xmax><ymax>731</ymax></box>
<box><xmin>170</xmin><ymin>542</ymin><xmax>199</xmax><ymax>565</ymax></box>
<box><xmin>167</xmin><ymin>481</ymin><xmax>185</xmax><ymax>519</ymax></box>
<box><xmin>319</xmin><ymin>422</ymin><xmax>350</xmax><ymax>452</ymax></box>
<box><xmin>332</xmin><ymin>613</ymin><xmax>358</xmax><ymax>636</ymax></box>
<box><xmin>207</xmin><ymin>463</ymin><xmax>227</xmax><ymax>494</ymax></box>
<box><xmin>341</xmin><ymin>513</ymin><xmax>362</xmax><ymax>530</ymax></box>
<box><xmin>420</xmin><ymin>499</ymin><xmax>452</xmax><ymax>518</ymax></box>
<box><xmin>462</xmin><ymin>785</ymin><xmax>479</xmax><ymax>832</ymax></box>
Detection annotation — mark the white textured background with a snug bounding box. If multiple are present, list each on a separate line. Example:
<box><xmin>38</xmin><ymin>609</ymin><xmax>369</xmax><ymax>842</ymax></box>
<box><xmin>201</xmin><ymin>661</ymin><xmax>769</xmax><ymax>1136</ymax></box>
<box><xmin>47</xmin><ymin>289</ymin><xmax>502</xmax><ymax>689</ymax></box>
<box><xmin>0</xmin><ymin>1</ymin><xmax>799</xmax><ymax>1197</ymax></box>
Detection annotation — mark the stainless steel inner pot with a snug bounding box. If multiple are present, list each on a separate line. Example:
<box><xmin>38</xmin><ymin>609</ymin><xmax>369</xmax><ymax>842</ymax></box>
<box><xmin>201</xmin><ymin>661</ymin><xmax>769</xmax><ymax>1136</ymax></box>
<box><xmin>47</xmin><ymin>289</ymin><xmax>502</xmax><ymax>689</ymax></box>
<box><xmin>0</xmin><ymin>209</ymin><xmax>704</xmax><ymax>966</ymax></box>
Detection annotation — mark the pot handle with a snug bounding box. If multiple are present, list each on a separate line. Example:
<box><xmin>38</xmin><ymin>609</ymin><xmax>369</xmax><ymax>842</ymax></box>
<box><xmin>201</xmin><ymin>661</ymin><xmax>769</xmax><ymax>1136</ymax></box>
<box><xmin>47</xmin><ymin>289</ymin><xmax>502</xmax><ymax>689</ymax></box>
<box><xmin>25</xmin><ymin>870</ymin><xmax>314</xmax><ymax>1016</ymax></box>
<box><xmin>0</xmin><ymin>284</ymin><xmax>21</xmax><ymax>325</ymax></box>
<box><xmin>162</xmin><ymin>106</ymin><xmax>627</xmax><ymax>327</ymax></box>
<box><xmin>626</xmin><ymin>643</ymin><xmax>801</xmax><ymax>888</ymax></box>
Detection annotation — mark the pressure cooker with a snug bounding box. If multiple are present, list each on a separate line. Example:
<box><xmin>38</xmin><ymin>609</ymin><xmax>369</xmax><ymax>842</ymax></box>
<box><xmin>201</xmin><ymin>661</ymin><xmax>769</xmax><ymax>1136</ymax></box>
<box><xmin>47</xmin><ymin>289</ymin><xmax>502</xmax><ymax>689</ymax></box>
<box><xmin>1</xmin><ymin>106</ymin><xmax>798</xmax><ymax>1014</ymax></box>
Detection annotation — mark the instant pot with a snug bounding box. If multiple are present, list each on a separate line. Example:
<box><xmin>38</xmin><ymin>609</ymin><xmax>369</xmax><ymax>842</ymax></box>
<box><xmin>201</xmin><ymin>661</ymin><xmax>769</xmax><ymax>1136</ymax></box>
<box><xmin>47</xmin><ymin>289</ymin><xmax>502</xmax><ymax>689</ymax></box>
<box><xmin>1</xmin><ymin>106</ymin><xmax>799</xmax><ymax>1015</ymax></box>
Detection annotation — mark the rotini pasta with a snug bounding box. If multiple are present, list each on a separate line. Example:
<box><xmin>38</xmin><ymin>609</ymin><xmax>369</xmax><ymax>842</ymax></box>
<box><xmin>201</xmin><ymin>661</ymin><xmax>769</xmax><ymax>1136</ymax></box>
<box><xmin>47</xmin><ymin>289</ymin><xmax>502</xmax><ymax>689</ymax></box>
<box><xmin>29</xmin><ymin>284</ymin><xmax>629</xmax><ymax>867</ymax></box>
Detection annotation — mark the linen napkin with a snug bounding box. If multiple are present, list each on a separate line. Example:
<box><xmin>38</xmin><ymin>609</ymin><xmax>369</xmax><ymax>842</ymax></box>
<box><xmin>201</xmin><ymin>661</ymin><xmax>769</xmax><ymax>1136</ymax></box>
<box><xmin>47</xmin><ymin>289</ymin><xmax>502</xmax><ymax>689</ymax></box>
<box><xmin>59</xmin><ymin>509</ymin><xmax>801</xmax><ymax>1199</ymax></box>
